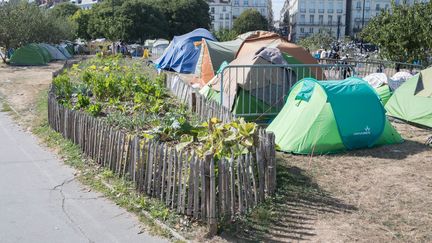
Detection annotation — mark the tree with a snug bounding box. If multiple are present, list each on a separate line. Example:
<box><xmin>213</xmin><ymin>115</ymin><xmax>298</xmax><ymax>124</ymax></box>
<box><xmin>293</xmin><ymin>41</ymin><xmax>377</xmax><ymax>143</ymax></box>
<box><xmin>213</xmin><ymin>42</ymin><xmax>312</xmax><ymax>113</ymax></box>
<box><xmin>361</xmin><ymin>2</ymin><xmax>432</xmax><ymax>64</ymax></box>
<box><xmin>50</xmin><ymin>2</ymin><xmax>79</xmax><ymax>18</ymax></box>
<box><xmin>233</xmin><ymin>9</ymin><xmax>268</xmax><ymax>34</ymax></box>
<box><xmin>0</xmin><ymin>1</ymin><xmax>74</xmax><ymax>62</ymax></box>
<box><xmin>213</xmin><ymin>29</ymin><xmax>238</xmax><ymax>42</ymax></box>
<box><xmin>298</xmin><ymin>32</ymin><xmax>335</xmax><ymax>51</ymax></box>
<box><xmin>88</xmin><ymin>0</ymin><xmax>169</xmax><ymax>42</ymax></box>
<box><xmin>151</xmin><ymin>0</ymin><xmax>211</xmax><ymax>38</ymax></box>
<box><xmin>71</xmin><ymin>9</ymin><xmax>92</xmax><ymax>40</ymax></box>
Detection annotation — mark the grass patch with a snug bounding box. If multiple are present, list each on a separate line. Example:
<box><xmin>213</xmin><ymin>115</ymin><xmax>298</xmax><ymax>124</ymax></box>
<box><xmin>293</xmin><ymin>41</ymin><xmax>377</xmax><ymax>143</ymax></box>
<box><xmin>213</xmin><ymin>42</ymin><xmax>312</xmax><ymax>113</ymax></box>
<box><xmin>31</xmin><ymin>89</ymin><xmax>188</xmax><ymax>241</ymax></box>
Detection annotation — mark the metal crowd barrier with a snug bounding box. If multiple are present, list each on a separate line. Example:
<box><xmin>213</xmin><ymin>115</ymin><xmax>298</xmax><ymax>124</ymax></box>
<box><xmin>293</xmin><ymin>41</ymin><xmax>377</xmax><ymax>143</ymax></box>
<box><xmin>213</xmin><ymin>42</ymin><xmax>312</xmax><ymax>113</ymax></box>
<box><xmin>218</xmin><ymin>64</ymin><xmax>356</xmax><ymax>123</ymax></box>
<box><xmin>318</xmin><ymin>58</ymin><xmax>423</xmax><ymax>78</ymax></box>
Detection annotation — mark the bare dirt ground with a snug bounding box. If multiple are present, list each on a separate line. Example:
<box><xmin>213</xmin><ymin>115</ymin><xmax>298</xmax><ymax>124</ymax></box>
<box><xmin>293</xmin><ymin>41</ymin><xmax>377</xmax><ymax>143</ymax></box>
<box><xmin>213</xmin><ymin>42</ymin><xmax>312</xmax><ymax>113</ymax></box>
<box><xmin>225</xmin><ymin>122</ymin><xmax>432</xmax><ymax>242</ymax></box>
<box><xmin>1</xmin><ymin>62</ymin><xmax>431</xmax><ymax>242</ymax></box>
<box><xmin>0</xmin><ymin>61</ymin><xmax>64</xmax><ymax>126</ymax></box>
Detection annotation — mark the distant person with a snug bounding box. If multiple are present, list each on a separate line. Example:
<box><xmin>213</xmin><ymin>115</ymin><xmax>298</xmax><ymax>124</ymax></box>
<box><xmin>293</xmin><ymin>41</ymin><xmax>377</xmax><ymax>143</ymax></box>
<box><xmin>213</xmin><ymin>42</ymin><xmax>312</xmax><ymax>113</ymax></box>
<box><xmin>341</xmin><ymin>54</ymin><xmax>351</xmax><ymax>79</ymax></box>
<box><xmin>320</xmin><ymin>49</ymin><xmax>327</xmax><ymax>60</ymax></box>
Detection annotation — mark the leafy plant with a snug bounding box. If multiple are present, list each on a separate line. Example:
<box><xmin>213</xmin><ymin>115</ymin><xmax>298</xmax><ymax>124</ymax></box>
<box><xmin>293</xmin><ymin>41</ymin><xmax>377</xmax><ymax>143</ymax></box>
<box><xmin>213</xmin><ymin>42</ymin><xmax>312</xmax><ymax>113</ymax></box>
<box><xmin>86</xmin><ymin>103</ymin><xmax>102</xmax><ymax>116</ymax></box>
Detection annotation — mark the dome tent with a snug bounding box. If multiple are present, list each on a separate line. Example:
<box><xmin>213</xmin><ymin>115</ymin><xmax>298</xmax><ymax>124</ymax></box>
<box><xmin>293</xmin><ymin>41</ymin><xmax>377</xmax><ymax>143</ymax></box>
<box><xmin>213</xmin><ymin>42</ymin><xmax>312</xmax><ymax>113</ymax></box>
<box><xmin>35</xmin><ymin>44</ymin><xmax>53</xmax><ymax>62</ymax></box>
<box><xmin>155</xmin><ymin>28</ymin><xmax>216</xmax><ymax>73</ymax></box>
<box><xmin>363</xmin><ymin>73</ymin><xmax>392</xmax><ymax>105</ymax></box>
<box><xmin>267</xmin><ymin>77</ymin><xmax>403</xmax><ymax>154</ymax></box>
<box><xmin>385</xmin><ymin>67</ymin><xmax>432</xmax><ymax>128</ymax></box>
<box><xmin>9</xmin><ymin>44</ymin><xmax>48</xmax><ymax>66</ymax></box>
<box><xmin>39</xmin><ymin>43</ymin><xmax>67</xmax><ymax>60</ymax></box>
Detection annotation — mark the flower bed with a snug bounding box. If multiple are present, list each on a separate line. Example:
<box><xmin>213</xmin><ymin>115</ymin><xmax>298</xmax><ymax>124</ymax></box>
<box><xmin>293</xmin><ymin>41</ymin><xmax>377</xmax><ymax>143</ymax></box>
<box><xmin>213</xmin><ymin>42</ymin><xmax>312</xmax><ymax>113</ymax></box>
<box><xmin>49</xmin><ymin>55</ymin><xmax>276</xmax><ymax>233</ymax></box>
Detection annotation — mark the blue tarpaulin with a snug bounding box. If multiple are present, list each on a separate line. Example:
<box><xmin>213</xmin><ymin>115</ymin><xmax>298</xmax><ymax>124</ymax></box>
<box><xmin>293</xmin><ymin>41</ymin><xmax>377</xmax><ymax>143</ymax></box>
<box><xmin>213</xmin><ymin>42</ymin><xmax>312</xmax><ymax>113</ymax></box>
<box><xmin>155</xmin><ymin>28</ymin><xmax>216</xmax><ymax>74</ymax></box>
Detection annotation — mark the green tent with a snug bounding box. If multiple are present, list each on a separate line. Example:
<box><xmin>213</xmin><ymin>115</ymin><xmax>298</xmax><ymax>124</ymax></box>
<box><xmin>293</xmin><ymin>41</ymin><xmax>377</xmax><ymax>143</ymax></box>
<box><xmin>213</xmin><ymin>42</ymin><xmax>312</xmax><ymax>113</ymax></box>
<box><xmin>35</xmin><ymin>44</ymin><xmax>53</xmax><ymax>62</ymax></box>
<box><xmin>385</xmin><ymin>67</ymin><xmax>432</xmax><ymax>128</ymax></box>
<box><xmin>267</xmin><ymin>77</ymin><xmax>403</xmax><ymax>154</ymax></box>
<box><xmin>375</xmin><ymin>84</ymin><xmax>392</xmax><ymax>105</ymax></box>
<box><xmin>9</xmin><ymin>44</ymin><xmax>47</xmax><ymax>66</ymax></box>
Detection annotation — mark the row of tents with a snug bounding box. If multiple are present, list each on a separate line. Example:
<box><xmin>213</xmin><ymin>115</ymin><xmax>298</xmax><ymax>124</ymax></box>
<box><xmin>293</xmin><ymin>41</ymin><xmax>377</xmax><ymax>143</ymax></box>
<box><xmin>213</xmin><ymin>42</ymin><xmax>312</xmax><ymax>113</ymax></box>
<box><xmin>9</xmin><ymin>43</ymin><xmax>74</xmax><ymax>66</ymax></box>
<box><xmin>154</xmin><ymin>28</ymin><xmax>431</xmax><ymax>155</ymax></box>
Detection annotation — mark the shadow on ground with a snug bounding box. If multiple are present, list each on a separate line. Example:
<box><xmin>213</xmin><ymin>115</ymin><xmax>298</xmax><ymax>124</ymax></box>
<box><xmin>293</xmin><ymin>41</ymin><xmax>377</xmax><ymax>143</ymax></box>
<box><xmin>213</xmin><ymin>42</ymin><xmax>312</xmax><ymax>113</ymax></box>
<box><xmin>340</xmin><ymin>139</ymin><xmax>430</xmax><ymax>160</ymax></box>
<box><xmin>220</xmin><ymin>161</ymin><xmax>357</xmax><ymax>242</ymax></box>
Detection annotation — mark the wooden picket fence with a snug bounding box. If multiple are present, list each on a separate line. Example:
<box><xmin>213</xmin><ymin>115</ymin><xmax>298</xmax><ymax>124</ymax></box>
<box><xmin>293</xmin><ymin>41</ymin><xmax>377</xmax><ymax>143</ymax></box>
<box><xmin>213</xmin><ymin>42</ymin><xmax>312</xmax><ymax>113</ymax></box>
<box><xmin>48</xmin><ymin>77</ymin><xmax>276</xmax><ymax>232</ymax></box>
<box><xmin>165</xmin><ymin>72</ymin><xmax>233</xmax><ymax>123</ymax></box>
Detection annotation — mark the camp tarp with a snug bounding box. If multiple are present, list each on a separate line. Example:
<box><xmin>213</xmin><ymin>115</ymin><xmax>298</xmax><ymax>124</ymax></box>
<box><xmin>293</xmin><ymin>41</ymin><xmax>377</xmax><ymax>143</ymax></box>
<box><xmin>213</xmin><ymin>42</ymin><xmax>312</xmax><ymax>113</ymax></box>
<box><xmin>40</xmin><ymin>43</ymin><xmax>67</xmax><ymax>60</ymax></box>
<box><xmin>267</xmin><ymin>77</ymin><xmax>403</xmax><ymax>154</ymax></box>
<box><xmin>385</xmin><ymin>67</ymin><xmax>432</xmax><ymax>128</ymax></box>
<box><xmin>155</xmin><ymin>28</ymin><xmax>216</xmax><ymax>73</ymax></box>
<box><xmin>9</xmin><ymin>44</ymin><xmax>48</xmax><ymax>66</ymax></box>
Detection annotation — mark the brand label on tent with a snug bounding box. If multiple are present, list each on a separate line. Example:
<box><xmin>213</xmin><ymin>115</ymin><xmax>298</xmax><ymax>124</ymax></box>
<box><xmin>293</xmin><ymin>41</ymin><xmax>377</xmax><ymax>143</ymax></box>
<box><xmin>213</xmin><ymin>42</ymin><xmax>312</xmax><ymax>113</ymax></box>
<box><xmin>353</xmin><ymin>126</ymin><xmax>371</xmax><ymax>136</ymax></box>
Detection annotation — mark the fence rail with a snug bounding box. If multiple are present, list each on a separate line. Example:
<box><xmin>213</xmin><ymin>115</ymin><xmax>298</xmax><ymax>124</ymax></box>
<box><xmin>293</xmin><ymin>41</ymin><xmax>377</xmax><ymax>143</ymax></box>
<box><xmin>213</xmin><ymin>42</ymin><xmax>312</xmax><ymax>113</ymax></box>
<box><xmin>318</xmin><ymin>58</ymin><xmax>423</xmax><ymax>77</ymax></box>
<box><xmin>49</xmin><ymin>68</ymin><xmax>276</xmax><ymax>232</ymax></box>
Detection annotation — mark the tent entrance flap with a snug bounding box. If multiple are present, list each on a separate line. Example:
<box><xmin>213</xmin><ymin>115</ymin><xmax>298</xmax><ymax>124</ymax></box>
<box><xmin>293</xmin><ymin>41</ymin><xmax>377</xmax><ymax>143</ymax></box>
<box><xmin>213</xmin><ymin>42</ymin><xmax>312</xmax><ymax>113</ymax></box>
<box><xmin>319</xmin><ymin>78</ymin><xmax>386</xmax><ymax>150</ymax></box>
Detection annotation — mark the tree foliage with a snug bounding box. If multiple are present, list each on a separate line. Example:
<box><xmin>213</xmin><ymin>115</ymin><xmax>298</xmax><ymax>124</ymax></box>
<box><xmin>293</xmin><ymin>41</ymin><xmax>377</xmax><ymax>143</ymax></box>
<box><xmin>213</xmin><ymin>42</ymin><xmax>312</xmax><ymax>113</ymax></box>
<box><xmin>213</xmin><ymin>29</ymin><xmax>238</xmax><ymax>42</ymax></box>
<box><xmin>361</xmin><ymin>2</ymin><xmax>432</xmax><ymax>64</ymax></box>
<box><xmin>298</xmin><ymin>32</ymin><xmax>335</xmax><ymax>51</ymax></box>
<box><xmin>0</xmin><ymin>1</ymin><xmax>74</xmax><ymax>62</ymax></box>
<box><xmin>50</xmin><ymin>2</ymin><xmax>80</xmax><ymax>18</ymax></box>
<box><xmin>233</xmin><ymin>9</ymin><xmax>268</xmax><ymax>34</ymax></box>
<box><xmin>84</xmin><ymin>0</ymin><xmax>210</xmax><ymax>42</ymax></box>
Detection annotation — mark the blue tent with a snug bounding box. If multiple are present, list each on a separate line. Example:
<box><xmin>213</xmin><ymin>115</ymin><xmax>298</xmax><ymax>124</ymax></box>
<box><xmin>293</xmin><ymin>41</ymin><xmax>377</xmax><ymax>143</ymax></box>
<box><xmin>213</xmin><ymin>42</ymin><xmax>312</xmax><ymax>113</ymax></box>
<box><xmin>155</xmin><ymin>28</ymin><xmax>216</xmax><ymax>74</ymax></box>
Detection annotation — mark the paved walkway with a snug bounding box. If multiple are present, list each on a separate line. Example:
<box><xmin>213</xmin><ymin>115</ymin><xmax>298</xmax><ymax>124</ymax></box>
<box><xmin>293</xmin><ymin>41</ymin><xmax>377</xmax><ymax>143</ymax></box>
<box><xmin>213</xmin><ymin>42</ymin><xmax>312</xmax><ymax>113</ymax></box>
<box><xmin>0</xmin><ymin>110</ymin><xmax>168</xmax><ymax>243</ymax></box>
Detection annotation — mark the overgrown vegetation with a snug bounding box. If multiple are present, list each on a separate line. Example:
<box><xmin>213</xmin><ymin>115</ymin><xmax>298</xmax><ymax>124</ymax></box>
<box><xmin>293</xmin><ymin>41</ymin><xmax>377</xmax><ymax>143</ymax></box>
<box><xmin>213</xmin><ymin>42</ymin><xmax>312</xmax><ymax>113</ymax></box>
<box><xmin>361</xmin><ymin>1</ymin><xmax>432</xmax><ymax>64</ymax></box>
<box><xmin>52</xmin><ymin>55</ymin><xmax>258</xmax><ymax>160</ymax></box>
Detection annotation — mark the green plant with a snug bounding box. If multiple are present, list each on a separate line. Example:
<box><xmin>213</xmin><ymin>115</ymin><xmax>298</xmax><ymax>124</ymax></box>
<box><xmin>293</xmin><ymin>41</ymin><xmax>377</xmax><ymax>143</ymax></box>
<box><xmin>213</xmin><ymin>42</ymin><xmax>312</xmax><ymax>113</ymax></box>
<box><xmin>75</xmin><ymin>93</ymin><xmax>90</xmax><ymax>109</ymax></box>
<box><xmin>86</xmin><ymin>103</ymin><xmax>102</xmax><ymax>116</ymax></box>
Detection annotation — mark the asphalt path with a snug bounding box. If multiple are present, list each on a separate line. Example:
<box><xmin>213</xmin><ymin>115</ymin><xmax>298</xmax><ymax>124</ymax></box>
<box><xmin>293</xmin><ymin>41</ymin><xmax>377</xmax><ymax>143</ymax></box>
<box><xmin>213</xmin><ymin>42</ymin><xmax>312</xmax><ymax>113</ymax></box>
<box><xmin>0</xmin><ymin>109</ymin><xmax>168</xmax><ymax>243</ymax></box>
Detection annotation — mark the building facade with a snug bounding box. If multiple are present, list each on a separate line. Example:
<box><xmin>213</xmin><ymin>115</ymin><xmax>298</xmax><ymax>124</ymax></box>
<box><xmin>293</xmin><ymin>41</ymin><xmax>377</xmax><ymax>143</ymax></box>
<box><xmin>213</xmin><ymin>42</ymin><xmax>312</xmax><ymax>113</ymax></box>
<box><xmin>208</xmin><ymin>0</ymin><xmax>273</xmax><ymax>31</ymax></box>
<box><xmin>285</xmin><ymin>0</ymin><xmax>347</xmax><ymax>42</ymax></box>
<box><xmin>70</xmin><ymin>0</ymin><xmax>100</xmax><ymax>10</ymax></box>
<box><xmin>209</xmin><ymin>0</ymin><xmax>232</xmax><ymax>31</ymax></box>
<box><xmin>283</xmin><ymin>0</ymin><xmax>430</xmax><ymax>42</ymax></box>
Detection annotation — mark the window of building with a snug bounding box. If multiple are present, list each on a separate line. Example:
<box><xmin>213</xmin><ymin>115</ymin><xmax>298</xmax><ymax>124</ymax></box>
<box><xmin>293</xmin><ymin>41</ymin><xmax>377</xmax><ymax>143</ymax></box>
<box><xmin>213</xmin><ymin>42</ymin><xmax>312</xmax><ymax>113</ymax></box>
<box><xmin>243</xmin><ymin>0</ymin><xmax>248</xmax><ymax>6</ymax></box>
<box><xmin>220</xmin><ymin>13</ymin><xmax>223</xmax><ymax>20</ymax></box>
<box><xmin>222</xmin><ymin>6</ymin><xmax>226</xmax><ymax>12</ymax></box>
<box><xmin>319</xmin><ymin>15</ymin><xmax>323</xmax><ymax>24</ymax></box>
<box><xmin>385</xmin><ymin>4</ymin><xmax>389</xmax><ymax>9</ymax></box>
<box><xmin>309</xmin><ymin>15</ymin><xmax>314</xmax><ymax>24</ymax></box>
<box><xmin>337</xmin><ymin>1</ymin><xmax>343</xmax><ymax>13</ymax></box>
<box><xmin>328</xmin><ymin>15</ymin><xmax>333</xmax><ymax>25</ymax></box>
<box><xmin>375</xmin><ymin>4</ymin><xmax>380</xmax><ymax>11</ymax></box>
<box><xmin>356</xmin><ymin>1</ymin><xmax>361</xmax><ymax>9</ymax></box>
<box><xmin>300</xmin><ymin>14</ymin><xmax>305</xmax><ymax>24</ymax></box>
<box><xmin>337</xmin><ymin>15</ymin><xmax>342</xmax><ymax>24</ymax></box>
<box><xmin>234</xmin><ymin>0</ymin><xmax>239</xmax><ymax>6</ymax></box>
<box><xmin>211</xmin><ymin>7</ymin><xmax>215</xmax><ymax>13</ymax></box>
<box><xmin>319</xmin><ymin>1</ymin><xmax>324</xmax><ymax>12</ymax></box>
<box><xmin>309</xmin><ymin>27</ymin><xmax>313</xmax><ymax>33</ymax></box>
<box><xmin>225</xmin><ymin>13</ymin><xmax>229</xmax><ymax>19</ymax></box>
<box><xmin>365</xmin><ymin>0</ymin><xmax>370</xmax><ymax>9</ymax></box>
<box><xmin>300</xmin><ymin>27</ymin><xmax>304</xmax><ymax>33</ymax></box>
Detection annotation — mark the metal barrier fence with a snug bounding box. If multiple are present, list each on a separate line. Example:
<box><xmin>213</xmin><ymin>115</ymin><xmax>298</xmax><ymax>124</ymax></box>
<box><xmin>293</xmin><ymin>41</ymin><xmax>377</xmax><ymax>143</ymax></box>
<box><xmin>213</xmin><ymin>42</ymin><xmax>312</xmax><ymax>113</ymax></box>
<box><xmin>318</xmin><ymin>58</ymin><xmax>423</xmax><ymax>78</ymax></box>
<box><xmin>218</xmin><ymin>64</ymin><xmax>355</xmax><ymax>123</ymax></box>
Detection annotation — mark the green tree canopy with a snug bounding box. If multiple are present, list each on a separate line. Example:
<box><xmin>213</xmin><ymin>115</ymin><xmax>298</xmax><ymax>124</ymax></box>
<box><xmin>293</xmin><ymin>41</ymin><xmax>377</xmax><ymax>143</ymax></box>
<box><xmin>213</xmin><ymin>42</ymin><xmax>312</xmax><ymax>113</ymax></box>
<box><xmin>361</xmin><ymin>2</ymin><xmax>432</xmax><ymax>64</ymax></box>
<box><xmin>213</xmin><ymin>29</ymin><xmax>238</xmax><ymax>42</ymax></box>
<box><xmin>151</xmin><ymin>0</ymin><xmax>211</xmax><ymax>38</ymax></box>
<box><xmin>50</xmin><ymin>2</ymin><xmax>80</xmax><ymax>18</ymax></box>
<box><xmin>233</xmin><ymin>9</ymin><xmax>268</xmax><ymax>34</ymax></box>
<box><xmin>71</xmin><ymin>9</ymin><xmax>92</xmax><ymax>40</ymax></box>
<box><xmin>298</xmin><ymin>32</ymin><xmax>335</xmax><ymax>51</ymax></box>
